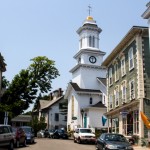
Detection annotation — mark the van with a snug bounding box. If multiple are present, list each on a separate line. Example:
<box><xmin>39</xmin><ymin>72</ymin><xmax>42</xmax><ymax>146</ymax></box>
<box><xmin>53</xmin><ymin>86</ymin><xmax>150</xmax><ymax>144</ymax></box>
<box><xmin>0</xmin><ymin>124</ymin><xmax>15</xmax><ymax>150</ymax></box>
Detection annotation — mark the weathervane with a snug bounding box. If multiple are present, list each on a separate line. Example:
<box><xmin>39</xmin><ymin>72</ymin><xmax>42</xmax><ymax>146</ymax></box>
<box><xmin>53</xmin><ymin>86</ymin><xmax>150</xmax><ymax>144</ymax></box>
<box><xmin>88</xmin><ymin>4</ymin><xmax>92</xmax><ymax>16</ymax></box>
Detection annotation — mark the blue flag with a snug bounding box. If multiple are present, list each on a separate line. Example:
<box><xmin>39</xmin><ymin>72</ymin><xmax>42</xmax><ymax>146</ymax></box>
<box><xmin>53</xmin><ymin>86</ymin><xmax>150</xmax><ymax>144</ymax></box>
<box><xmin>102</xmin><ymin>115</ymin><xmax>107</xmax><ymax>126</ymax></box>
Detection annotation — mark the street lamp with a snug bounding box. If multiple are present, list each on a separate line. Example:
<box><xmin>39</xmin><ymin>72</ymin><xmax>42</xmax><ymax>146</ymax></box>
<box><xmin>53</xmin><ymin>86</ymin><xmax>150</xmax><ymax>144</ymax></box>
<box><xmin>81</xmin><ymin>109</ymin><xmax>84</xmax><ymax>127</ymax></box>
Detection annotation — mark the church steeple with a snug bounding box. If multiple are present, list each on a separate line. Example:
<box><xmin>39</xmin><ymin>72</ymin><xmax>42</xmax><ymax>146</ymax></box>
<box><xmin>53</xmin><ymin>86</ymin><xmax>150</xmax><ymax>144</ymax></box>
<box><xmin>76</xmin><ymin>14</ymin><xmax>102</xmax><ymax>50</ymax></box>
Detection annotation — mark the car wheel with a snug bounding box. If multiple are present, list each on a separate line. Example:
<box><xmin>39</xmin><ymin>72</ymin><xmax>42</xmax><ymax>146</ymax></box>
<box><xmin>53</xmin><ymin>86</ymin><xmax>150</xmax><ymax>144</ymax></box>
<box><xmin>23</xmin><ymin>139</ymin><xmax>27</xmax><ymax>147</ymax></box>
<box><xmin>16</xmin><ymin>140</ymin><xmax>20</xmax><ymax>148</ymax></box>
<box><xmin>77</xmin><ymin>137</ymin><xmax>82</xmax><ymax>144</ymax></box>
<box><xmin>95</xmin><ymin>143</ymin><xmax>99</xmax><ymax>150</ymax></box>
<box><xmin>74</xmin><ymin>137</ymin><xmax>76</xmax><ymax>143</ymax></box>
<box><xmin>8</xmin><ymin>141</ymin><xmax>14</xmax><ymax>150</ymax></box>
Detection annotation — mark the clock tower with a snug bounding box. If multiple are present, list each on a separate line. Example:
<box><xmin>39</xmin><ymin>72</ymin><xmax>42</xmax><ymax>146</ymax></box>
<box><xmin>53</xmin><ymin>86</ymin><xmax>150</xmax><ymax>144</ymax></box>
<box><xmin>70</xmin><ymin>15</ymin><xmax>106</xmax><ymax>89</ymax></box>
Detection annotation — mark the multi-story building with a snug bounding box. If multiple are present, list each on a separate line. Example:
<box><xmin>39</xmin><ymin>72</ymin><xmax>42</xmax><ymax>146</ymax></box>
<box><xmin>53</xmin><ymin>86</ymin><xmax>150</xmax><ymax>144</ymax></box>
<box><xmin>37</xmin><ymin>88</ymin><xmax>67</xmax><ymax>130</ymax></box>
<box><xmin>102</xmin><ymin>26</ymin><xmax>150</xmax><ymax>138</ymax></box>
<box><xmin>142</xmin><ymin>2</ymin><xmax>150</xmax><ymax>44</ymax></box>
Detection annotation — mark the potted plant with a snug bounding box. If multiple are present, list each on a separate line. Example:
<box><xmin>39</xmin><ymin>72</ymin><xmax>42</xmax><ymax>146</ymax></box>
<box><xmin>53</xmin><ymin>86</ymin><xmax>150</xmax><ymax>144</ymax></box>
<box><xmin>132</xmin><ymin>135</ymin><xmax>139</xmax><ymax>145</ymax></box>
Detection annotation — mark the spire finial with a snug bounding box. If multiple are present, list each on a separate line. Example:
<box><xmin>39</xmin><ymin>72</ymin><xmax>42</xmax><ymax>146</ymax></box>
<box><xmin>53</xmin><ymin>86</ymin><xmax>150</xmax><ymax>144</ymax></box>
<box><xmin>88</xmin><ymin>4</ymin><xmax>92</xmax><ymax>16</ymax></box>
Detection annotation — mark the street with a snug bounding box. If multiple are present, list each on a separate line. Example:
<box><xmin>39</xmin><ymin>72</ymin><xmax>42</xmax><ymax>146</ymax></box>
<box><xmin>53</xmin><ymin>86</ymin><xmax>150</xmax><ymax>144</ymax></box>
<box><xmin>15</xmin><ymin>138</ymin><xmax>95</xmax><ymax>150</ymax></box>
<box><xmin>1</xmin><ymin>138</ymin><xmax>149</xmax><ymax>150</ymax></box>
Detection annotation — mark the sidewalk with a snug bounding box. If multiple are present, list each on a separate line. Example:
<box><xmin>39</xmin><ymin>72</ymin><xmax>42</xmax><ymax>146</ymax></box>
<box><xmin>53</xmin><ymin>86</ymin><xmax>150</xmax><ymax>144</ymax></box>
<box><xmin>133</xmin><ymin>145</ymin><xmax>150</xmax><ymax>150</ymax></box>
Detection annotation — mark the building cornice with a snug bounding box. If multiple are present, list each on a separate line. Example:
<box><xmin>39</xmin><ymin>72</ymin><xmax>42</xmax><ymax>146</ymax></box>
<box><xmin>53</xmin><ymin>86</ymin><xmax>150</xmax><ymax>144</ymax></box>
<box><xmin>142</xmin><ymin>2</ymin><xmax>150</xmax><ymax>19</ymax></box>
<box><xmin>73</xmin><ymin>48</ymin><xmax>106</xmax><ymax>59</ymax></box>
<box><xmin>102</xmin><ymin>26</ymin><xmax>148</xmax><ymax>66</ymax></box>
<box><xmin>70</xmin><ymin>64</ymin><xmax>106</xmax><ymax>73</ymax></box>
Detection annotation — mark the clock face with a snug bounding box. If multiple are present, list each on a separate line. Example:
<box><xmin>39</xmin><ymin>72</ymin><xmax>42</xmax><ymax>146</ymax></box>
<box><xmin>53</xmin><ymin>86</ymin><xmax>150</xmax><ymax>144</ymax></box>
<box><xmin>89</xmin><ymin>56</ymin><xmax>96</xmax><ymax>64</ymax></box>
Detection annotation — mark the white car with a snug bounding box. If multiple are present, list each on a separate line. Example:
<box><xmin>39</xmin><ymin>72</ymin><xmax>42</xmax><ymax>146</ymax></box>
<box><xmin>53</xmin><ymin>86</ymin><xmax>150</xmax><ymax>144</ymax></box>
<box><xmin>73</xmin><ymin>128</ymin><xmax>96</xmax><ymax>144</ymax></box>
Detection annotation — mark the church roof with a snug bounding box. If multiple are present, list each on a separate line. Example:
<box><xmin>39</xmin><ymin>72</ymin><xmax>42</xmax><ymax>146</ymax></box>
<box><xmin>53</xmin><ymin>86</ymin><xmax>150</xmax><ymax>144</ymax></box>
<box><xmin>92</xmin><ymin>101</ymin><xmax>106</xmax><ymax>108</ymax></box>
<box><xmin>97</xmin><ymin>77</ymin><xmax>106</xmax><ymax>86</ymax></box>
<box><xmin>70</xmin><ymin>82</ymin><xmax>102</xmax><ymax>94</ymax></box>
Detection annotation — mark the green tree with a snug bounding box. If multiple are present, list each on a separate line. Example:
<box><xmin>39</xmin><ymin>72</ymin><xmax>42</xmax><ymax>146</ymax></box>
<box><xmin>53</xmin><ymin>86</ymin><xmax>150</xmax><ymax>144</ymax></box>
<box><xmin>0</xmin><ymin>56</ymin><xmax>59</xmax><ymax>120</ymax></box>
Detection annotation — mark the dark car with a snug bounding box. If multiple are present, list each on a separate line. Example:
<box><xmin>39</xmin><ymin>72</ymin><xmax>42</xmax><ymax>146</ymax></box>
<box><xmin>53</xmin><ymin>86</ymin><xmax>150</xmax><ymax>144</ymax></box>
<box><xmin>44</xmin><ymin>129</ymin><xmax>55</xmax><ymax>138</ymax></box>
<box><xmin>21</xmin><ymin>126</ymin><xmax>35</xmax><ymax>144</ymax></box>
<box><xmin>95</xmin><ymin>133</ymin><xmax>134</xmax><ymax>150</ymax></box>
<box><xmin>12</xmin><ymin>127</ymin><xmax>26</xmax><ymax>148</ymax></box>
<box><xmin>53</xmin><ymin>129</ymin><xmax>68</xmax><ymax>139</ymax></box>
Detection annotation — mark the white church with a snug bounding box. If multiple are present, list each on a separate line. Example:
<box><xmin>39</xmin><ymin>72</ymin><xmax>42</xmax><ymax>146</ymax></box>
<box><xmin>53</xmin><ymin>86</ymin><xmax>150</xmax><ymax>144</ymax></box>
<box><xmin>65</xmin><ymin>14</ymin><xmax>108</xmax><ymax>131</ymax></box>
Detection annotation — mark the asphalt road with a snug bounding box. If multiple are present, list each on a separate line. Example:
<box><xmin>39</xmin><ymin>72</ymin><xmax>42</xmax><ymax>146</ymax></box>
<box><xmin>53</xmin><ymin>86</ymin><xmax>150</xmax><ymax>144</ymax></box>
<box><xmin>14</xmin><ymin>138</ymin><xmax>95</xmax><ymax>150</ymax></box>
<box><xmin>1</xmin><ymin>138</ymin><xmax>147</xmax><ymax>150</ymax></box>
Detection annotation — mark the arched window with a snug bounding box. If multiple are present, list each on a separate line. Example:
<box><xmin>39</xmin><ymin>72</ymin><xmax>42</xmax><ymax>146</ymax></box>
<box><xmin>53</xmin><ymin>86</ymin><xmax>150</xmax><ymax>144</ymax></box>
<box><xmin>89</xmin><ymin>36</ymin><xmax>92</xmax><ymax>47</ymax></box>
<box><xmin>92</xmin><ymin>36</ymin><xmax>95</xmax><ymax>47</ymax></box>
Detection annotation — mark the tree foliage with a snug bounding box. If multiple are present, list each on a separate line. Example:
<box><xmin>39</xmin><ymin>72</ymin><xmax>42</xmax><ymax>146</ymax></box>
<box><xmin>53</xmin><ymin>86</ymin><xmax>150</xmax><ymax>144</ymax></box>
<box><xmin>0</xmin><ymin>56</ymin><xmax>60</xmax><ymax>121</ymax></box>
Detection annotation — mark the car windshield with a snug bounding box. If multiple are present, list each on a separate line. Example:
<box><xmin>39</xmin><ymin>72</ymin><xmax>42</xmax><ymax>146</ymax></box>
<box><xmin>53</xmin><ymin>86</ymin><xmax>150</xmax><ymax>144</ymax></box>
<box><xmin>80</xmin><ymin>129</ymin><xmax>92</xmax><ymax>133</ymax></box>
<box><xmin>105</xmin><ymin>134</ymin><xmax>127</xmax><ymax>142</ymax></box>
<box><xmin>22</xmin><ymin>127</ymin><xmax>31</xmax><ymax>133</ymax></box>
<box><xmin>12</xmin><ymin>127</ymin><xmax>17</xmax><ymax>132</ymax></box>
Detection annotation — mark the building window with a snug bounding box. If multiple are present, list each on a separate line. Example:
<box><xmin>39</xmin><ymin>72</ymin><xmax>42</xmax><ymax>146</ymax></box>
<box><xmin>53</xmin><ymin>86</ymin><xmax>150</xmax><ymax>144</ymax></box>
<box><xmin>115</xmin><ymin>86</ymin><xmax>119</xmax><ymax>107</ymax></box>
<box><xmin>109</xmin><ymin>94</ymin><xmax>113</xmax><ymax>110</ymax></box>
<box><xmin>89</xmin><ymin>35</ymin><xmax>95</xmax><ymax>47</ymax></box>
<box><xmin>114</xmin><ymin>63</ymin><xmax>119</xmax><ymax>81</ymax></box>
<box><xmin>128</xmin><ymin>47</ymin><xmax>134</xmax><ymax>70</ymax></box>
<box><xmin>89</xmin><ymin>36</ymin><xmax>92</xmax><ymax>47</ymax></box>
<box><xmin>78</xmin><ymin>57</ymin><xmax>81</xmax><ymax>64</ymax></box>
<box><xmin>92</xmin><ymin>36</ymin><xmax>95</xmax><ymax>47</ymax></box>
<box><xmin>89</xmin><ymin>97</ymin><xmax>93</xmax><ymax>104</ymax></box>
<box><xmin>103</xmin><ymin>95</ymin><xmax>105</xmax><ymax>105</ymax></box>
<box><xmin>80</xmin><ymin>38</ymin><xmax>82</xmax><ymax>48</ymax></box>
<box><xmin>129</xmin><ymin>80</ymin><xmax>135</xmax><ymax>100</ymax></box>
<box><xmin>121</xmin><ymin>80</ymin><xmax>126</xmax><ymax>103</ymax></box>
<box><xmin>55</xmin><ymin>113</ymin><xmax>59</xmax><ymax>121</ymax></box>
<box><xmin>121</xmin><ymin>57</ymin><xmax>126</xmax><ymax>76</ymax></box>
<box><xmin>133</xmin><ymin>110</ymin><xmax>139</xmax><ymax>134</ymax></box>
<box><xmin>109</xmin><ymin>68</ymin><xmax>113</xmax><ymax>86</ymax></box>
<box><xmin>112</xmin><ymin>118</ymin><xmax>119</xmax><ymax>133</ymax></box>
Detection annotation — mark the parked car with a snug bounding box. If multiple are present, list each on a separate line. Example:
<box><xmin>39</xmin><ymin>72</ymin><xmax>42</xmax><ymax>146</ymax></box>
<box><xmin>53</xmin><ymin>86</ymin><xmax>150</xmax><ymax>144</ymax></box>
<box><xmin>0</xmin><ymin>124</ymin><xmax>15</xmax><ymax>150</ymax></box>
<box><xmin>12</xmin><ymin>127</ymin><xmax>26</xmax><ymax>148</ymax></box>
<box><xmin>37</xmin><ymin>130</ymin><xmax>45</xmax><ymax>138</ymax></box>
<box><xmin>95</xmin><ymin>133</ymin><xmax>134</xmax><ymax>150</ymax></box>
<box><xmin>53</xmin><ymin>129</ymin><xmax>68</xmax><ymax>139</ymax></box>
<box><xmin>21</xmin><ymin>126</ymin><xmax>35</xmax><ymax>144</ymax></box>
<box><xmin>73</xmin><ymin>128</ymin><xmax>96</xmax><ymax>144</ymax></box>
<box><xmin>44</xmin><ymin>129</ymin><xmax>55</xmax><ymax>138</ymax></box>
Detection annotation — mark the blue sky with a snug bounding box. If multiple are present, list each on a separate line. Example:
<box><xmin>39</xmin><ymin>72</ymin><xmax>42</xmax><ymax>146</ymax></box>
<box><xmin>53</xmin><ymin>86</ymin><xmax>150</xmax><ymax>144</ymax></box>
<box><xmin>0</xmin><ymin>1</ymin><xmax>148</xmax><ymax>96</ymax></box>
